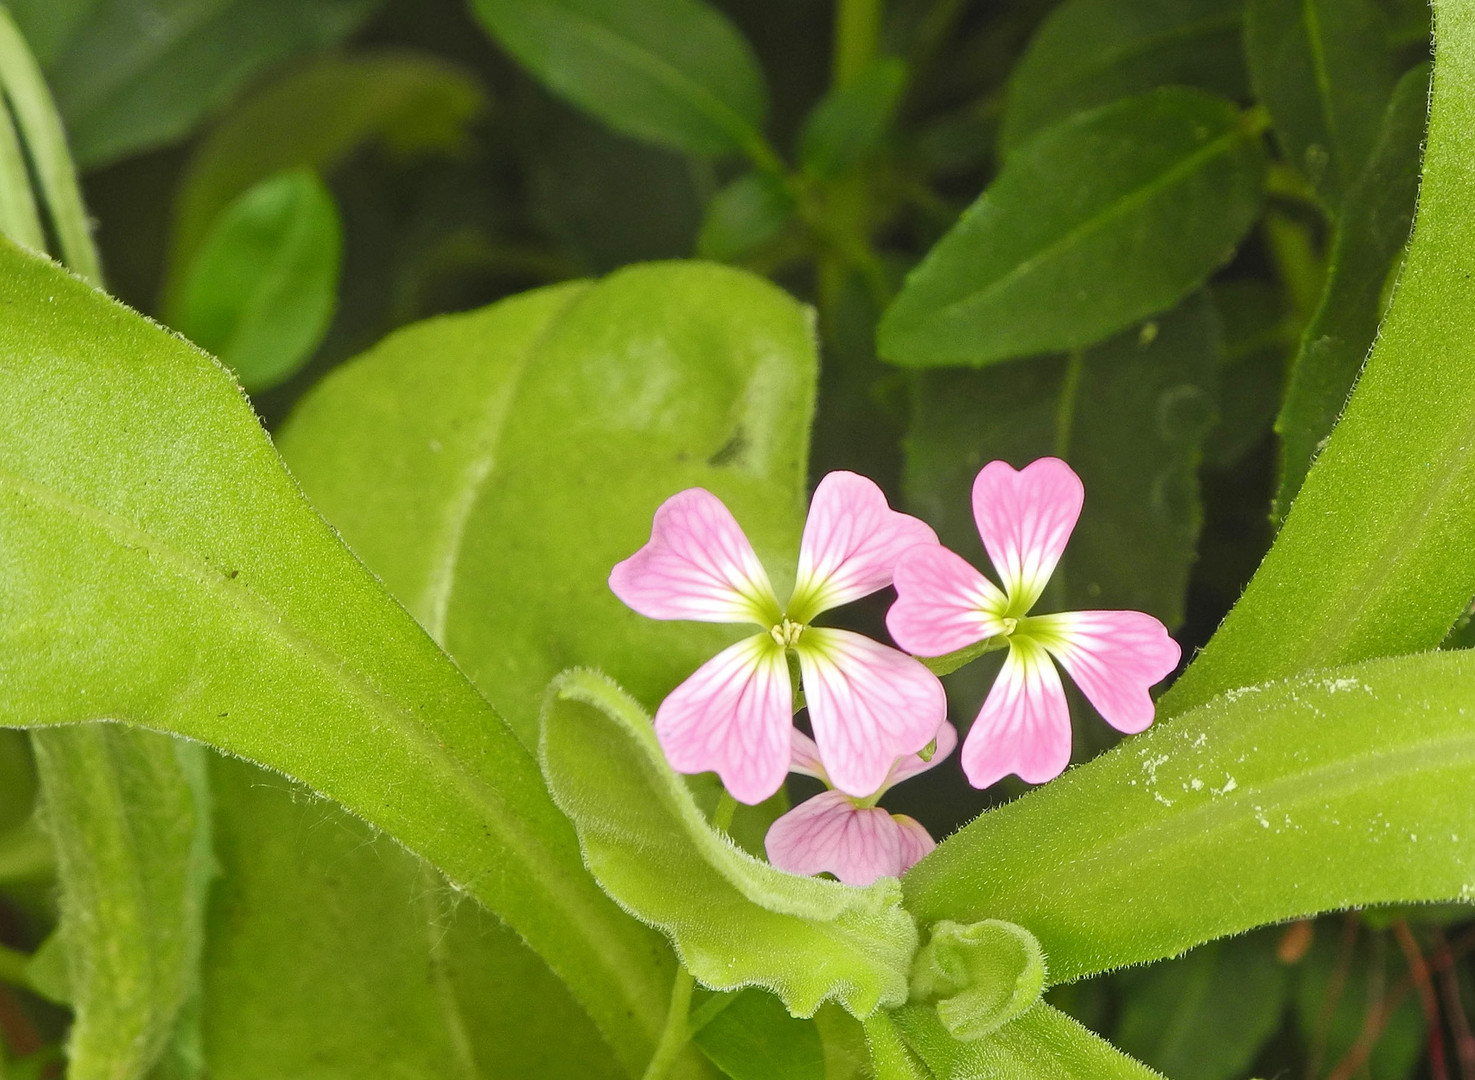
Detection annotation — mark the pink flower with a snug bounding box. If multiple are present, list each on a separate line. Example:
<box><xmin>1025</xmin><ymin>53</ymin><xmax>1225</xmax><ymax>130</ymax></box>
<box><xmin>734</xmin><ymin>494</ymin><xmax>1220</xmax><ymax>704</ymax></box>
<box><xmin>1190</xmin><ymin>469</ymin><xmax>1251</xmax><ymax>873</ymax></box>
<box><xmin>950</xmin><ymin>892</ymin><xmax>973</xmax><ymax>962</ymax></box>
<box><xmin>611</xmin><ymin>471</ymin><xmax>946</xmax><ymax>805</ymax></box>
<box><xmin>765</xmin><ymin>724</ymin><xmax>956</xmax><ymax>887</ymax></box>
<box><xmin>887</xmin><ymin>458</ymin><xmax>1181</xmax><ymax>789</ymax></box>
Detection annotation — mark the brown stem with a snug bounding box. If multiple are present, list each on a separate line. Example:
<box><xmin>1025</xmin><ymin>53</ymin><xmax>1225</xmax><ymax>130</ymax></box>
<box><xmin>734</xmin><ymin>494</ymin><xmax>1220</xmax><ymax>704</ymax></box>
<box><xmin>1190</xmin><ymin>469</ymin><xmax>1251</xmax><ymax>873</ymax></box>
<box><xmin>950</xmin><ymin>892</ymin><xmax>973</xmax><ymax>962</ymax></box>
<box><xmin>1393</xmin><ymin>919</ymin><xmax>1448</xmax><ymax>1080</ymax></box>
<box><xmin>1310</xmin><ymin>916</ymin><xmax>1361</xmax><ymax>1080</ymax></box>
<box><xmin>1434</xmin><ymin>928</ymin><xmax>1475</xmax><ymax>1080</ymax></box>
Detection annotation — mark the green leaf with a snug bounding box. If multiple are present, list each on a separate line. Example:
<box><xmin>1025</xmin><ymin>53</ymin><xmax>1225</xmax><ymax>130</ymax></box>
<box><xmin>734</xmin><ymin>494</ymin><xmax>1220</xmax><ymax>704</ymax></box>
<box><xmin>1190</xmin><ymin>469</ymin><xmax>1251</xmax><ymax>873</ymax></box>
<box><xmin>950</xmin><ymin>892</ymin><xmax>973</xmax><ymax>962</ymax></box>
<box><xmin>466</xmin><ymin>0</ymin><xmax>769</xmax><ymax>160</ymax></box>
<box><xmin>879</xmin><ymin>89</ymin><xmax>1265</xmax><ymax>368</ymax></box>
<box><xmin>0</xmin><ymin>732</ymin><xmax>35</xmax><ymax>836</ymax></box>
<box><xmin>1203</xmin><ymin>279</ymin><xmax>1293</xmax><ymax>467</ymax></box>
<box><xmin>798</xmin><ymin>58</ymin><xmax>907</xmax><ymax>180</ymax></box>
<box><xmin>691</xmin><ymin>989</ymin><xmax>826</xmax><ymax>1080</ymax></box>
<box><xmin>894</xmin><ymin>1003</ymin><xmax>1162</xmax><ymax>1080</ymax></box>
<box><xmin>31</xmin><ymin>727</ymin><xmax>211</xmax><ymax>1080</ymax></box>
<box><xmin>998</xmin><ymin>0</ymin><xmax>1248</xmax><ymax>156</ymax></box>
<box><xmin>1273</xmin><ymin>63</ymin><xmax>1428</xmax><ymax>519</ymax></box>
<box><xmin>277</xmin><ymin>262</ymin><xmax>816</xmax><ymax>744</ymax></box>
<box><xmin>10</xmin><ymin>0</ymin><xmax>385</xmax><ymax>168</ymax></box>
<box><xmin>540</xmin><ymin>669</ymin><xmax>918</xmax><ymax>1018</ymax></box>
<box><xmin>197</xmin><ymin>754</ymin><xmax>624</xmax><ymax>1079</ymax></box>
<box><xmin>1113</xmin><ymin>932</ymin><xmax>1289</xmax><ymax>1080</ymax></box>
<box><xmin>1160</xmin><ymin>0</ymin><xmax>1475</xmax><ymax>715</ymax></box>
<box><xmin>904</xmin><ymin>296</ymin><xmax>1220</xmax><ymax>632</ymax></box>
<box><xmin>0</xmin><ymin>237</ymin><xmax>684</xmax><ymax>1079</ymax></box>
<box><xmin>167</xmin><ymin>169</ymin><xmax>341</xmax><ymax>393</ymax></box>
<box><xmin>905</xmin><ymin>648</ymin><xmax>1475</xmax><ymax>985</ymax></box>
<box><xmin>696</xmin><ymin>173</ymin><xmax>795</xmax><ymax>262</ymax></box>
<box><xmin>166</xmin><ymin>50</ymin><xmax>488</xmax><ymax>274</ymax></box>
<box><xmin>909</xmin><ymin>921</ymin><xmax>1047</xmax><ymax>1042</ymax></box>
<box><xmin>1246</xmin><ymin>0</ymin><xmax>1399</xmax><ymax>201</ymax></box>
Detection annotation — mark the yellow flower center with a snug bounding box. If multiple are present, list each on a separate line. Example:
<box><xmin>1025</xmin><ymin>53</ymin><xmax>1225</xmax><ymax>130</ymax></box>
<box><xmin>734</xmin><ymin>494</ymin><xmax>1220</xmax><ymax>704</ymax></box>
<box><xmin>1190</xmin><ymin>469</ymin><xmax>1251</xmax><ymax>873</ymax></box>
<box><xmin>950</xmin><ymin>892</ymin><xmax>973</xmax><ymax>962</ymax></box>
<box><xmin>769</xmin><ymin>618</ymin><xmax>805</xmax><ymax>648</ymax></box>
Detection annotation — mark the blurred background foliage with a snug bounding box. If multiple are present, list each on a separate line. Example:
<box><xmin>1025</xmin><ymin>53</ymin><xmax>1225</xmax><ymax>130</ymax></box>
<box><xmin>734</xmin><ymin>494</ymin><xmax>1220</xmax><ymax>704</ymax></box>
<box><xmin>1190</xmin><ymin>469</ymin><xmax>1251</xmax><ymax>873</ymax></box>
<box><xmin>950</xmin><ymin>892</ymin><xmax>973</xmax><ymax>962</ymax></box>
<box><xmin>0</xmin><ymin>0</ymin><xmax>1467</xmax><ymax>1077</ymax></box>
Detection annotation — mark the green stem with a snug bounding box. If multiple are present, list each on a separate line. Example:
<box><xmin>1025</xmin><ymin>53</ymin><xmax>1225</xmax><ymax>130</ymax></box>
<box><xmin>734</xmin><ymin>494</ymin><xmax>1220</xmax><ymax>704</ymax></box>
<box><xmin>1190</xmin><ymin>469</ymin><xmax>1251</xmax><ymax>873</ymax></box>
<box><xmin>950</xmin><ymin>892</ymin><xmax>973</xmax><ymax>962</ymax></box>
<box><xmin>640</xmin><ymin>966</ymin><xmax>696</xmax><ymax>1080</ymax></box>
<box><xmin>863</xmin><ymin>1011</ymin><xmax>932</xmax><ymax>1079</ymax></box>
<box><xmin>0</xmin><ymin>8</ymin><xmax>101</xmax><ymax>284</ymax></box>
<box><xmin>0</xmin><ymin>97</ymin><xmax>41</xmax><ymax>251</ymax></box>
<box><xmin>833</xmin><ymin>0</ymin><xmax>884</xmax><ymax>88</ymax></box>
<box><xmin>1053</xmin><ymin>349</ymin><xmax>1085</xmax><ymax>460</ymax></box>
<box><xmin>711</xmin><ymin>790</ymin><xmax>738</xmax><ymax>834</ymax></box>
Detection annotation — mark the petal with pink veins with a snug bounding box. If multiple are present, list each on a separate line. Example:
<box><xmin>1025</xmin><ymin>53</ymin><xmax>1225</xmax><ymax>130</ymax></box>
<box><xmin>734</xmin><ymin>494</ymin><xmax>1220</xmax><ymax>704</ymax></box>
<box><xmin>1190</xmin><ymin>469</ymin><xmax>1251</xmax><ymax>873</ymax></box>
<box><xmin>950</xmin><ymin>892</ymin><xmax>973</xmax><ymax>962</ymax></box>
<box><xmin>887</xmin><ymin>543</ymin><xmax>1008</xmax><ymax>657</ymax></box>
<box><xmin>654</xmin><ymin>634</ymin><xmax>792</xmax><ymax>805</ymax></box>
<box><xmin>790</xmin><ymin>471</ymin><xmax>938</xmax><ymax>620</ymax></box>
<box><xmin>610</xmin><ymin>488</ymin><xmax>779</xmax><ymax>625</ymax></box>
<box><xmin>884</xmin><ymin>721</ymin><xmax>958</xmax><ymax>789</ymax></box>
<box><xmin>971</xmin><ymin>458</ymin><xmax>1083</xmax><ymax>611</ymax></box>
<box><xmin>892</xmin><ymin>814</ymin><xmax>937</xmax><ymax>873</ymax></box>
<box><xmin>765</xmin><ymin>790</ymin><xmax>913</xmax><ymax>887</ymax></box>
<box><xmin>960</xmin><ymin>637</ymin><xmax>1072</xmax><ymax>789</ymax></box>
<box><xmin>796</xmin><ymin>628</ymin><xmax>947</xmax><ymax>798</ymax></box>
<box><xmin>1029</xmin><ymin>610</ymin><xmax>1181</xmax><ymax>734</ymax></box>
<box><xmin>788</xmin><ymin>729</ymin><xmax>827</xmax><ymax>781</ymax></box>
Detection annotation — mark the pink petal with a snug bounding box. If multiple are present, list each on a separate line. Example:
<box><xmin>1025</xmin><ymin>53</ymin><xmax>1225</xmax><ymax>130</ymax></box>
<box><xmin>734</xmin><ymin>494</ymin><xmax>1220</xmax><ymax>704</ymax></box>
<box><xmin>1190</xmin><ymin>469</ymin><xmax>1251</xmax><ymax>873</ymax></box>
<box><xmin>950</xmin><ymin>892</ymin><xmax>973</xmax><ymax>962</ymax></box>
<box><xmin>790</xmin><ymin>471</ymin><xmax>938</xmax><ymax>620</ymax></box>
<box><xmin>654</xmin><ymin>634</ymin><xmax>792</xmax><ymax>805</ymax></box>
<box><xmin>765</xmin><ymin>790</ymin><xmax>913</xmax><ymax>886</ymax></box>
<box><xmin>887</xmin><ymin>543</ymin><xmax>1008</xmax><ymax>657</ymax></box>
<box><xmin>960</xmin><ymin>638</ymin><xmax>1072</xmax><ymax>789</ymax></box>
<box><xmin>796</xmin><ymin>628</ymin><xmax>947</xmax><ymax>798</ymax></box>
<box><xmin>610</xmin><ymin>488</ymin><xmax>779</xmax><ymax>625</ymax></box>
<box><xmin>884</xmin><ymin>721</ymin><xmax>959</xmax><ymax>788</ymax></box>
<box><xmin>971</xmin><ymin>458</ymin><xmax>1083</xmax><ymax>611</ymax></box>
<box><xmin>788</xmin><ymin>728</ymin><xmax>827</xmax><ymax>781</ymax></box>
<box><xmin>1029</xmin><ymin>610</ymin><xmax>1181</xmax><ymax>735</ymax></box>
<box><xmin>892</xmin><ymin>814</ymin><xmax>937</xmax><ymax>873</ymax></box>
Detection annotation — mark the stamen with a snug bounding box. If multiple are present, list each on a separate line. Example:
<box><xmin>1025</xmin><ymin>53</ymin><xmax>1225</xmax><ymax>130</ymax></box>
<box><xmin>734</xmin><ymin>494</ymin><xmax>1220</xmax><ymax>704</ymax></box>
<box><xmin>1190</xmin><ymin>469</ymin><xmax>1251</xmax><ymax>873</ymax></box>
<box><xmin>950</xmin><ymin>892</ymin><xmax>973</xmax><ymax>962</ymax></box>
<box><xmin>769</xmin><ymin>618</ymin><xmax>805</xmax><ymax>648</ymax></box>
<box><xmin>1000</xmin><ymin>617</ymin><xmax>1019</xmax><ymax>636</ymax></box>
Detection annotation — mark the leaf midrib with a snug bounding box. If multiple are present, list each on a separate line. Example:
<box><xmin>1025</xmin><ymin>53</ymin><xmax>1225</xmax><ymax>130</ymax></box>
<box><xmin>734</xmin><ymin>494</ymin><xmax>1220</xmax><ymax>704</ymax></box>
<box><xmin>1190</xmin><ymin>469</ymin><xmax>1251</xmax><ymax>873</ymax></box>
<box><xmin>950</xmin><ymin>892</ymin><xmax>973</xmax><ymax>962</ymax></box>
<box><xmin>0</xmin><ymin>463</ymin><xmax>663</xmax><ymax>1046</ymax></box>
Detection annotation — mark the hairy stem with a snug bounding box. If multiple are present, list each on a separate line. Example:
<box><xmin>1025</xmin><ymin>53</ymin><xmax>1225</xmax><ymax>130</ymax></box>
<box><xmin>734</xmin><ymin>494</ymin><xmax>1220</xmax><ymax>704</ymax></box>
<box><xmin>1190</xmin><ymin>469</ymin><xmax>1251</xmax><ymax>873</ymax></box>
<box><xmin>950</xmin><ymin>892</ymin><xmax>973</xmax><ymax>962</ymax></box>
<box><xmin>641</xmin><ymin>967</ymin><xmax>697</xmax><ymax>1080</ymax></box>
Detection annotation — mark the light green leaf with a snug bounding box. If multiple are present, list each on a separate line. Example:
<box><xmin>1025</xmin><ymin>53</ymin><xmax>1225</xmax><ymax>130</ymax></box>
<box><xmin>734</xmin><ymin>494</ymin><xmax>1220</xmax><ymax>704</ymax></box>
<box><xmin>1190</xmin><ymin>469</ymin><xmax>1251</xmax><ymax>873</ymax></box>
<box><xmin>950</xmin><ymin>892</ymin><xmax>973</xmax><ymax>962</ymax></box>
<box><xmin>540</xmin><ymin>669</ymin><xmax>918</xmax><ymax>1019</ymax></box>
<box><xmin>466</xmin><ymin>0</ymin><xmax>769</xmax><ymax>160</ymax></box>
<box><xmin>904</xmin><ymin>296</ymin><xmax>1220</xmax><ymax>633</ymax></box>
<box><xmin>197</xmin><ymin>754</ymin><xmax>624</xmax><ymax>1079</ymax></box>
<box><xmin>798</xmin><ymin>58</ymin><xmax>907</xmax><ymax>180</ymax></box>
<box><xmin>166</xmin><ymin>50</ymin><xmax>488</xmax><ymax>274</ymax></box>
<box><xmin>277</xmin><ymin>262</ymin><xmax>816</xmax><ymax>744</ymax></box>
<box><xmin>906</xmin><ymin>649</ymin><xmax>1475</xmax><ymax>985</ymax></box>
<box><xmin>691</xmin><ymin>989</ymin><xmax>826</xmax><ymax>1080</ymax></box>
<box><xmin>909</xmin><ymin>921</ymin><xmax>1047</xmax><ymax>1042</ymax></box>
<box><xmin>1161</xmin><ymin>0</ymin><xmax>1475</xmax><ymax>714</ymax></box>
<box><xmin>1273</xmin><ymin>63</ymin><xmax>1428</xmax><ymax>519</ymax></box>
<box><xmin>167</xmin><ymin>169</ymin><xmax>341</xmax><ymax>393</ymax></box>
<box><xmin>1246</xmin><ymin>0</ymin><xmax>1399</xmax><ymax>201</ymax></box>
<box><xmin>10</xmin><ymin>0</ymin><xmax>384</xmax><ymax>168</ymax></box>
<box><xmin>696</xmin><ymin>174</ymin><xmax>795</xmax><ymax>262</ymax></box>
<box><xmin>0</xmin><ymin>237</ymin><xmax>685</xmax><ymax>1079</ymax></box>
<box><xmin>31</xmin><ymin>727</ymin><xmax>211</xmax><ymax>1080</ymax></box>
<box><xmin>894</xmin><ymin>1004</ymin><xmax>1162</xmax><ymax>1080</ymax></box>
<box><xmin>879</xmin><ymin>89</ymin><xmax>1264</xmax><ymax>367</ymax></box>
<box><xmin>998</xmin><ymin>0</ymin><xmax>1247</xmax><ymax>155</ymax></box>
<box><xmin>1113</xmin><ymin>932</ymin><xmax>1289</xmax><ymax>1080</ymax></box>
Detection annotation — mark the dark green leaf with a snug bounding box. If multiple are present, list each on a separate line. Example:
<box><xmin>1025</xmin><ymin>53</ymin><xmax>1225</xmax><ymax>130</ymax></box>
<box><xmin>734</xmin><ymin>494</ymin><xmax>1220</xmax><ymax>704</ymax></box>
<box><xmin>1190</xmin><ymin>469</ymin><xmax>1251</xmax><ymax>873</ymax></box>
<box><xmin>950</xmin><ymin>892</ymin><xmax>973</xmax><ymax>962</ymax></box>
<box><xmin>1160</xmin><ymin>1</ymin><xmax>1475</xmax><ymax>714</ymax></box>
<box><xmin>895</xmin><ymin>1003</ymin><xmax>1161</xmax><ymax>1080</ymax></box>
<box><xmin>1113</xmin><ymin>931</ymin><xmax>1289</xmax><ymax>1080</ymax></box>
<box><xmin>166</xmin><ymin>50</ymin><xmax>488</xmax><ymax>274</ymax></box>
<box><xmin>692</xmin><ymin>989</ymin><xmax>826</xmax><ymax>1080</ymax></box>
<box><xmin>696</xmin><ymin>173</ymin><xmax>795</xmax><ymax>262</ymax></box>
<box><xmin>879</xmin><ymin>89</ymin><xmax>1264</xmax><ymax>367</ymax></box>
<box><xmin>1246</xmin><ymin>0</ymin><xmax>1399</xmax><ymax>201</ymax></box>
<box><xmin>197</xmin><ymin>754</ymin><xmax>624</xmax><ymax>1079</ymax></box>
<box><xmin>10</xmin><ymin>0</ymin><xmax>384</xmax><ymax>168</ymax></box>
<box><xmin>278</xmin><ymin>263</ymin><xmax>816</xmax><ymax>743</ymax></box>
<box><xmin>1273</xmin><ymin>63</ymin><xmax>1428</xmax><ymax>519</ymax></box>
<box><xmin>1203</xmin><ymin>279</ymin><xmax>1293</xmax><ymax>467</ymax></box>
<box><xmin>904</xmin><ymin>296</ymin><xmax>1220</xmax><ymax>632</ymax></box>
<box><xmin>999</xmin><ymin>0</ymin><xmax>1247</xmax><ymax>155</ymax></box>
<box><xmin>540</xmin><ymin>669</ymin><xmax>918</xmax><ymax>1018</ymax></box>
<box><xmin>168</xmin><ymin>169</ymin><xmax>341</xmax><ymax>393</ymax></box>
<box><xmin>906</xmin><ymin>649</ymin><xmax>1475</xmax><ymax>984</ymax></box>
<box><xmin>0</xmin><ymin>238</ymin><xmax>682</xmax><ymax>1077</ymax></box>
<box><xmin>798</xmin><ymin>58</ymin><xmax>907</xmax><ymax>180</ymax></box>
<box><xmin>31</xmin><ymin>727</ymin><xmax>211</xmax><ymax>1080</ymax></box>
<box><xmin>466</xmin><ymin>0</ymin><xmax>769</xmax><ymax>159</ymax></box>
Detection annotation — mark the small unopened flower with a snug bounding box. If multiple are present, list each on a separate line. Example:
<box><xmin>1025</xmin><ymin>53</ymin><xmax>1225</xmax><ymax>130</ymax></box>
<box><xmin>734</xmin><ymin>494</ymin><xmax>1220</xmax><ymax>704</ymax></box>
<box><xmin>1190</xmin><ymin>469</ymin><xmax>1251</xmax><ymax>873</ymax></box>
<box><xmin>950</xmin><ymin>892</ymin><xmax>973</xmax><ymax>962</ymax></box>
<box><xmin>887</xmin><ymin>458</ymin><xmax>1180</xmax><ymax>789</ymax></box>
<box><xmin>611</xmin><ymin>472</ymin><xmax>945</xmax><ymax>805</ymax></box>
<box><xmin>765</xmin><ymin>724</ymin><xmax>956</xmax><ymax>887</ymax></box>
